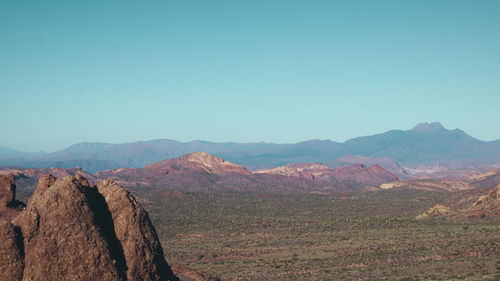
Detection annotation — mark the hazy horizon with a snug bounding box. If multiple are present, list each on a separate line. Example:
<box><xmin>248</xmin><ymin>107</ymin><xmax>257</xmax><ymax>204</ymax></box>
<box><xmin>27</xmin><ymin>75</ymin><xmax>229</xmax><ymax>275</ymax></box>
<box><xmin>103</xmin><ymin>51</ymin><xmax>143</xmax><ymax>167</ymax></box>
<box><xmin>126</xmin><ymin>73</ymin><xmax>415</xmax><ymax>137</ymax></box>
<box><xmin>2</xmin><ymin>1</ymin><xmax>499</xmax><ymax>152</ymax></box>
<box><xmin>0</xmin><ymin>121</ymin><xmax>494</xmax><ymax>154</ymax></box>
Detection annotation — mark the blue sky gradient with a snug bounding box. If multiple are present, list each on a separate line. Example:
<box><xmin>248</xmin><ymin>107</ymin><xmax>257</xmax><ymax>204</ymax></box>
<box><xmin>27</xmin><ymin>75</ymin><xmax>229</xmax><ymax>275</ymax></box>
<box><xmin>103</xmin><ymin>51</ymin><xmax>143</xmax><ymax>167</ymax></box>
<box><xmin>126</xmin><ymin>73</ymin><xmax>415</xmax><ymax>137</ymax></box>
<box><xmin>1</xmin><ymin>0</ymin><xmax>499</xmax><ymax>152</ymax></box>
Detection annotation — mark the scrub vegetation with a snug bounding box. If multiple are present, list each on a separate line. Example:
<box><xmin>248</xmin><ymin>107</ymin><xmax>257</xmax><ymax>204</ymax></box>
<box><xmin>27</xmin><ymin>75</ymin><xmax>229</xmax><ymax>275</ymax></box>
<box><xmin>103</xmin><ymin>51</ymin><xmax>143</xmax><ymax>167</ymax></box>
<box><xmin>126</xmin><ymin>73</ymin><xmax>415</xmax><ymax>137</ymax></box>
<box><xmin>146</xmin><ymin>189</ymin><xmax>500</xmax><ymax>280</ymax></box>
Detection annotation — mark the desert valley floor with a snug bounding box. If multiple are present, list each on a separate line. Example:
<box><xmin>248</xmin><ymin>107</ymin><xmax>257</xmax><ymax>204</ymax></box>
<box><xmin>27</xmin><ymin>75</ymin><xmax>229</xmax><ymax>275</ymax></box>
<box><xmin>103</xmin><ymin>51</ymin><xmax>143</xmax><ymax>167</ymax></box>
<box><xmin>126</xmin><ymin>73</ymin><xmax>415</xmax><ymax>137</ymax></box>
<box><xmin>145</xmin><ymin>189</ymin><xmax>499</xmax><ymax>280</ymax></box>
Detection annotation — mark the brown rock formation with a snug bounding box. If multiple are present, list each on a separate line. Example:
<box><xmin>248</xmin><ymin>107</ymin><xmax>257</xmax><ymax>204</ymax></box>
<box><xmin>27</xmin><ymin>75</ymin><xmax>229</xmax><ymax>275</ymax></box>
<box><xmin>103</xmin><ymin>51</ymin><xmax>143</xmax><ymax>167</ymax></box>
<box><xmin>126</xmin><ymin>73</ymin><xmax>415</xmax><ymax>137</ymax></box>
<box><xmin>13</xmin><ymin>175</ymin><xmax>125</xmax><ymax>281</ymax></box>
<box><xmin>0</xmin><ymin>174</ymin><xmax>24</xmax><ymax>222</ymax></box>
<box><xmin>0</xmin><ymin>221</ymin><xmax>24</xmax><ymax>281</ymax></box>
<box><xmin>0</xmin><ymin>174</ymin><xmax>179</xmax><ymax>281</ymax></box>
<box><xmin>35</xmin><ymin>174</ymin><xmax>57</xmax><ymax>193</ymax></box>
<box><xmin>97</xmin><ymin>179</ymin><xmax>178</xmax><ymax>281</ymax></box>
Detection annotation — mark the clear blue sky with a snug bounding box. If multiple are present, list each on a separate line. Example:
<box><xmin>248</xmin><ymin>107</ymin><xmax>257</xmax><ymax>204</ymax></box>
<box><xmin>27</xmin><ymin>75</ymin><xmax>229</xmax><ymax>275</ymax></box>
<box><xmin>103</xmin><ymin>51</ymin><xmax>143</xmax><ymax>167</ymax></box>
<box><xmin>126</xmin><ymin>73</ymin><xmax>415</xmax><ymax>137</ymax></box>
<box><xmin>1</xmin><ymin>0</ymin><xmax>499</xmax><ymax>152</ymax></box>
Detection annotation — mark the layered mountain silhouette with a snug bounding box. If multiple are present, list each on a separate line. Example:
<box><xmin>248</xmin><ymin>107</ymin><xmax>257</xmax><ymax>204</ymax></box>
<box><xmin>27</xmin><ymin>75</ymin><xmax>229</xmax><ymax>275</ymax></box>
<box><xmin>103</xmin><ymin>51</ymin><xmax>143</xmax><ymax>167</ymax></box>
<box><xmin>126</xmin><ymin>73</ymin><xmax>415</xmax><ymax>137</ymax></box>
<box><xmin>1</xmin><ymin>122</ymin><xmax>499</xmax><ymax>174</ymax></box>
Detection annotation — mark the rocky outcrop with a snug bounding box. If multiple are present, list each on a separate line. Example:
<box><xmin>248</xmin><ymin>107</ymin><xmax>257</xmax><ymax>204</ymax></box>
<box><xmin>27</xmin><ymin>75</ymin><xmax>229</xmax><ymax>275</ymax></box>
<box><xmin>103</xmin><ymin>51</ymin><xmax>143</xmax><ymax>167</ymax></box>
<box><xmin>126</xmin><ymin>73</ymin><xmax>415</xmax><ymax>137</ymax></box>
<box><xmin>13</xmin><ymin>175</ymin><xmax>124</xmax><ymax>280</ymax></box>
<box><xmin>0</xmin><ymin>175</ymin><xmax>16</xmax><ymax>208</ymax></box>
<box><xmin>254</xmin><ymin>163</ymin><xmax>331</xmax><ymax>180</ymax></box>
<box><xmin>416</xmin><ymin>204</ymin><xmax>451</xmax><ymax>220</ymax></box>
<box><xmin>380</xmin><ymin>179</ymin><xmax>475</xmax><ymax>192</ymax></box>
<box><xmin>467</xmin><ymin>183</ymin><xmax>500</xmax><ymax>220</ymax></box>
<box><xmin>97</xmin><ymin>179</ymin><xmax>178</xmax><ymax>281</ymax></box>
<box><xmin>0</xmin><ymin>174</ymin><xmax>178</xmax><ymax>281</ymax></box>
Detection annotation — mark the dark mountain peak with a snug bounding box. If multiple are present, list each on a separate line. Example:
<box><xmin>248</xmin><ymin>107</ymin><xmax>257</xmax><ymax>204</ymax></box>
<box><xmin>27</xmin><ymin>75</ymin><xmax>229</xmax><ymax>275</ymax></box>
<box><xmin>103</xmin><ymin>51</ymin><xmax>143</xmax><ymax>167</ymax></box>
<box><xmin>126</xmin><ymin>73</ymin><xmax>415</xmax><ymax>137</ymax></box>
<box><xmin>411</xmin><ymin>122</ymin><xmax>445</xmax><ymax>133</ymax></box>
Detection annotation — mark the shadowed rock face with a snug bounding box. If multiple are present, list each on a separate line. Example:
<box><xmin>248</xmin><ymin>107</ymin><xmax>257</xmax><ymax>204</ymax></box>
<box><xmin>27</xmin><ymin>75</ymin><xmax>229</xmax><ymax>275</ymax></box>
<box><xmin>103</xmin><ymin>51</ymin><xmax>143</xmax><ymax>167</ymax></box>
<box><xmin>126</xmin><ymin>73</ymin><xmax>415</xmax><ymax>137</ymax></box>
<box><xmin>97</xmin><ymin>179</ymin><xmax>178</xmax><ymax>281</ymax></box>
<box><xmin>0</xmin><ymin>174</ymin><xmax>23</xmax><ymax>222</ymax></box>
<box><xmin>0</xmin><ymin>174</ymin><xmax>178</xmax><ymax>281</ymax></box>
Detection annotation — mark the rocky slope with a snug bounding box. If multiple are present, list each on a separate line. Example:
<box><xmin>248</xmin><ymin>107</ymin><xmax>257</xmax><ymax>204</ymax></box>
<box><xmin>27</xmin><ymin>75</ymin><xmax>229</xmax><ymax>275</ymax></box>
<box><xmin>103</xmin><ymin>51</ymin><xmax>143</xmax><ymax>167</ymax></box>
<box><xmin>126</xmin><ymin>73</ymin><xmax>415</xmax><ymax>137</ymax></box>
<box><xmin>0</xmin><ymin>174</ymin><xmax>179</xmax><ymax>281</ymax></box>
<box><xmin>467</xmin><ymin>169</ymin><xmax>500</xmax><ymax>189</ymax></box>
<box><xmin>144</xmin><ymin>151</ymin><xmax>251</xmax><ymax>175</ymax></box>
<box><xmin>466</xmin><ymin>183</ymin><xmax>500</xmax><ymax>220</ymax></box>
<box><xmin>255</xmin><ymin>162</ymin><xmax>399</xmax><ymax>190</ymax></box>
<box><xmin>254</xmin><ymin>162</ymin><xmax>332</xmax><ymax>180</ymax></box>
<box><xmin>413</xmin><ymin>183</ymin><xmax>500</xmax><ymax>221</ymax></box>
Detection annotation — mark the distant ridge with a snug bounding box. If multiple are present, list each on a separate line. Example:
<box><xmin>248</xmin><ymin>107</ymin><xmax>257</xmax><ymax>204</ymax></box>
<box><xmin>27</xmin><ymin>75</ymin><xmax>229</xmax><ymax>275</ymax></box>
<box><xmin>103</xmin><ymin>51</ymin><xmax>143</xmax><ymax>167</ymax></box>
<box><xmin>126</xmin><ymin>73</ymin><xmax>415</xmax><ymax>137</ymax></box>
<box><xmin>255</xmin><ymin>162</ymin><xmax>398</xmax><ymax>189</ymax></box>
<box><xmin>94</xmin><ymin>152</ymin><xmax>341</xmax><ymax>193</ymax></box>
<box><xmin>1</xmin><ymin>122</ymin><xmax>500</xmax><ymax>173</ymax></box>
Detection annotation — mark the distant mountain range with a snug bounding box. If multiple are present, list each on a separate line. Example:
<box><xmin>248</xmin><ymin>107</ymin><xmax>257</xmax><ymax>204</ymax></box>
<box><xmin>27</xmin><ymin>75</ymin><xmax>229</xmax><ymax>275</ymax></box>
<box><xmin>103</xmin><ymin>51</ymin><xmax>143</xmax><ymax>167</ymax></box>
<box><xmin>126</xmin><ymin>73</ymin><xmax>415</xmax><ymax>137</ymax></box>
<box><xmin>2</xmin><ymin>122</ymin><xmax>500</xmax><ymax>174</ymax></box>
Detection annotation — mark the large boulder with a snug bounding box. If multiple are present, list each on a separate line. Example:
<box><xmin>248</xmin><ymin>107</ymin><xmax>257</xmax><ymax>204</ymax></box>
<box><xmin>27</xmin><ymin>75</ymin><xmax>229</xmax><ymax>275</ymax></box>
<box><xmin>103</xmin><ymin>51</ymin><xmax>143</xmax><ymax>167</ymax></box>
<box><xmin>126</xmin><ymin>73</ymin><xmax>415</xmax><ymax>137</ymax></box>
<box><xmin>97</xmin><ymin>179</ymin><xmax>178</xmax><ymax>281</ymax></box>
